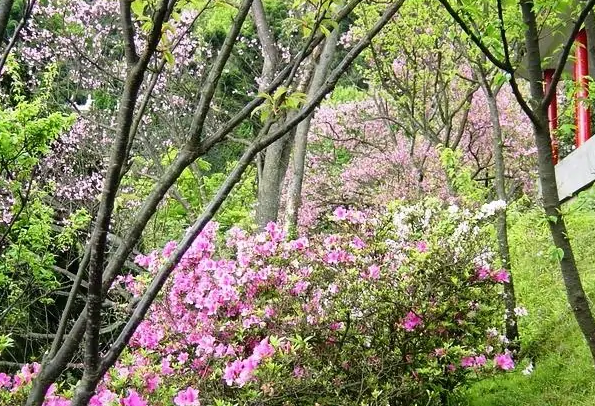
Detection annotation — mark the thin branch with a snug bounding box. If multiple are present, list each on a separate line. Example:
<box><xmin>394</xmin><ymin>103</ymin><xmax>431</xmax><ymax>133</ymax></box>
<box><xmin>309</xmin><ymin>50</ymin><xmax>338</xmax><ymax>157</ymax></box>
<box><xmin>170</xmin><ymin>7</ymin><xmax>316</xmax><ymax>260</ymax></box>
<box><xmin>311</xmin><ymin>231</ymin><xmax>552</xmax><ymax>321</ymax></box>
<box><xmin>119</xmin><ymin>0</ymin><xmax>138</xmax><ymax>65</ymax></box>
<box><xmin>437</xmin><ymin>0</ymin><xmax>509</xmax><ymax>71</ymax></box>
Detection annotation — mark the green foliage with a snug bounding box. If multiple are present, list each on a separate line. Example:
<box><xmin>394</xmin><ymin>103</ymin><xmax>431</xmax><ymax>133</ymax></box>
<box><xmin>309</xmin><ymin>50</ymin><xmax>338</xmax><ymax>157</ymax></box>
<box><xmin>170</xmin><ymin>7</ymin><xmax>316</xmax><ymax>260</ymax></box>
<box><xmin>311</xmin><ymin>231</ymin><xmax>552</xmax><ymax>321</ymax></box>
<box><xmin>0</xmin><ymin>62</ymin><xmax>78</xmax><ymax>346</ymax></box>
<box><xmin>117</xmin><ymin>151</ymin><xmax>256</xmax><ymax>250</ymax></box>
<box><xmin>440</xmin><ymin>147</ymin><xmax>488</xmax><ymax>203</ymax></box>
<box><xmin>252</xmin><ymin>86</ymin><xmax>307</xmax><ymax>122</ymax></box>
<box><xmin>327</xmin><ymin>85</ymin><xmax>368</xmax><ymax>104</ymax></box>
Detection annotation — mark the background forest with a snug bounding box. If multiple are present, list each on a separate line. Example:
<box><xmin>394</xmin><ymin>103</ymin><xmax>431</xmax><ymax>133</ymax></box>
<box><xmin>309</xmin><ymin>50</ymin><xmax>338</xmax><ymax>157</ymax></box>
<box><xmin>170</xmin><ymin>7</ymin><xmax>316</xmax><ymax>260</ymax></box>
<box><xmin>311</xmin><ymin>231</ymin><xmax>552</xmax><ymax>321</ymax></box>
<box><xmin>1</xmin><ymin>0</ymin><xmax>595</xmax><ymax>405</ymax></box>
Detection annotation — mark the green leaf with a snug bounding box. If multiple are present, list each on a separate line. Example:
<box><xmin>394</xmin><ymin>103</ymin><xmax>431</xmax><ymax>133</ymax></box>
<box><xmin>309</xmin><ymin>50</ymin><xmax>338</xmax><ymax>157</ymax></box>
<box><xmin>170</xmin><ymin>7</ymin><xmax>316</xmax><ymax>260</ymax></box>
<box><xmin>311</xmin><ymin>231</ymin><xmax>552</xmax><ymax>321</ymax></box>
<box><xmin>131</xmin><ymin>0</ymin><xmax>145</xmax><ymax>17</ymax></box>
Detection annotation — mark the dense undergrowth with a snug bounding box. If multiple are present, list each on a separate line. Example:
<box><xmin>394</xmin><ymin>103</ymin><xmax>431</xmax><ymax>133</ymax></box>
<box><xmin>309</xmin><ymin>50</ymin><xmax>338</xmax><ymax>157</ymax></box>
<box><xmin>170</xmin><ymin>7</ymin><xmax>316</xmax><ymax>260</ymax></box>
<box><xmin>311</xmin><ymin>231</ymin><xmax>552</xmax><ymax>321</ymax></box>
<box><xmin>464</xmin><ymin>188</ymin><xmax>595</xmax><ymax>406</ymax></box>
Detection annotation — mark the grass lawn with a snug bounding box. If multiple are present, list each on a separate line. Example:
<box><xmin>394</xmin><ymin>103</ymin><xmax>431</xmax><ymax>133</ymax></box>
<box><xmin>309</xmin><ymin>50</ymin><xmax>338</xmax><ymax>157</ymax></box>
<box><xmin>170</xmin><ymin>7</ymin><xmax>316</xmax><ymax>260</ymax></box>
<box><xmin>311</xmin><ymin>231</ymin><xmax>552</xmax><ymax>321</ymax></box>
<box><xmin>463</xmin><ymin>192</ymin><xmax>595</xmax><ymax>405</ymax></box>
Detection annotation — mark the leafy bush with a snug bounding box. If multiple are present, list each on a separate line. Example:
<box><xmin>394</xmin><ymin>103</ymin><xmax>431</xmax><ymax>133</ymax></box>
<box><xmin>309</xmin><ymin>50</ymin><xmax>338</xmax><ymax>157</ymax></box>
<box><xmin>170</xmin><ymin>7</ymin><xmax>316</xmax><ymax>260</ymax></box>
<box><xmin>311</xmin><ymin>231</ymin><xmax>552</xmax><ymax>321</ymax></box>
<box><xmin>1</xmin><ymin>200</ymin><xmax>514</xmax><ymax>405</ymax></box>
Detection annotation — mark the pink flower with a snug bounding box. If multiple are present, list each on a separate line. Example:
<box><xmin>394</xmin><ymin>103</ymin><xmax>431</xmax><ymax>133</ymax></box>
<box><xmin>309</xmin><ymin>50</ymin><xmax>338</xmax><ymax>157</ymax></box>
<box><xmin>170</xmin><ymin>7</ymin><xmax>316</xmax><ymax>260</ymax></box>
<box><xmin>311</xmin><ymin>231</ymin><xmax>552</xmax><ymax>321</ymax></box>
<box><xmin>120</xmin><ymin>390</ymin><xmax>147</xmax><ymax>406</ymax></box>
<box><xmin>162</xmin><ymin>241</ymin><xmax>177</xmax><ymax>257</ymax></box>
<box><xmin>161</xmin><ymin>358</ymin><xmax>174</xmax><ymax>375</ymax></box>
<box><xmin>462</xmin><ymin>354</ymin><xmax>487</xmax><ymax>368</ymax></box>
<box><xmin>461</xmin><ymin>356</ymin><xmax>475</xmax><ymax>368</ymax></box>
<box><xmin>415</xmin><ymin>241</ymin><xmax>428</xmax><ymax>252</ymax></box>
<box><xmin>0</xmin><ymin>372</ymin><xmax>11</xmax><ymax>388</ymax></box>
<box><xmin>474</xmin><ymin>355</ymin><xmax>487</xmax><ymax>366</ymax></box>
<box><xmin>223</xmin><ymin>360</ymin><xmax>243</xmax><ymax>386</ymax></box>
<box><xmin>134</xmin><ymin>254</ymin><xmax>151</xmax><ymax>268</ymax></box>
<box><xmin>291</xmin><ymin>280</ymin><xmax>310</xmax><ymax>295</ymax></box>
<box><xmin>252</xmin><ymin>338</ymin><xmax>275</xmax><ymax>360</ymax></box>
<box><xmin>290</xmin><ymin>237</ymin><xmax>309</xmax><ymax>251</ymax></box>
<box><xmin>350</xmin><ymin>237</ymin><xmax>366</xmax><ymax>249</ymax></box>
<box><xmin>293</xmin><ymin>365</ymin><xmax>306</xmax><ymax>378</ymax></box>
<box><xmin>333</xmin><ymin>206</ymin><xmax>348</xmax><ymax>220</ymax></box>
<box><xmin>91</xmin><ymin>389</ymin><xmax>116</xmax><ymax>406</ymax></box>
<box><xmin>173</xmin><ymin>387</ymin><xmax>201</xmax><ymax>406</ymax></box>
<box><xmin>177</xmin><ymin>351</ymin><xmax>189</xmax><ymax>364</ymax></box>
<box><xmin>401</xmin><ymin>311</ymin><xmax>423</xmax><ymax>331</ymax></box>
<box><xmin>361</xmin><ymin>264</ymin><xmax>380</xmax><ymax>280</ymax></box>
<box><xmin>494</xmin><ymin>353</ymin><xmax>515</xmax><ymax>370</ymax></box>
<box><xmin>145</xmin><ymin>374</ymin><xmax>160</xmax><ymax>392</ymax></box>
<box><xmin>329</xmin><ymin>321</ymin><xmax>344</xmax><ymax>331</ymax></box>
<box><xmin>475</xmin><ymin>266</ymin><xmax>490</xmax><ymax>280</ymax></box>
<box><xmin>492</xmin><ymin>269</ymin><xmax>510</xmax><ymax>283</ymax></box>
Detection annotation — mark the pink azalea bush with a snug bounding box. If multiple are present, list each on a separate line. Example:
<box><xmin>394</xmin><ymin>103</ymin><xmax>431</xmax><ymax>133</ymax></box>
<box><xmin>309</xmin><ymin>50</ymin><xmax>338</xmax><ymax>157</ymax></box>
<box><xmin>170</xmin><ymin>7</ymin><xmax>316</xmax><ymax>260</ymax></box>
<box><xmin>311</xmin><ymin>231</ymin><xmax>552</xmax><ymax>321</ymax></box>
<box><xmin>0</xmin><ymin>199</ymin><xmax>515</xmax><ymax>405</ymax></box>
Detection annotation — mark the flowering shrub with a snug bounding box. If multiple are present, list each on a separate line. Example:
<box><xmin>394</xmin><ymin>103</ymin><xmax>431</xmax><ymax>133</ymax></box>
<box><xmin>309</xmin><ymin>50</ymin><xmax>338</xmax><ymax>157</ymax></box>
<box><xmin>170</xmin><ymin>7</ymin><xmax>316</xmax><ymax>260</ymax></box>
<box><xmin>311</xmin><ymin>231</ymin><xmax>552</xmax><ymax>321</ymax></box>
<box><xmin>1</xmin><ymin>200</ymin><xmax>514</xmax><ymax>405</ymax></box>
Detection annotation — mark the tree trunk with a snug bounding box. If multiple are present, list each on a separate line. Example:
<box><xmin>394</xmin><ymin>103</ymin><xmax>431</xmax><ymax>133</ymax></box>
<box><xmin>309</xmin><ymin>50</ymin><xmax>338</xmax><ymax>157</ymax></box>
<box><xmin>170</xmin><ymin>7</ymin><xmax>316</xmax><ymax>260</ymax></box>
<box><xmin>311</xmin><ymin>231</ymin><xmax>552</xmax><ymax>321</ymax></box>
<box><xmin>477</xmin><ymin>70</ymin><xmax>519</xmax><ymax>349</ymax></box>
<box><xmin>521</xmin><ymin>0</ymin><xmax>595</xmax><ymax>362</ymax></box>
<box><xmin>0</xmin><ymin>0</ymin><xmax>14</xmax><ymax>42</ymax></box>
<box><xmin>284</xmin><ymin>28</ymin><xmax>339</xmax><ymax>235</ymax></box>
<box><xmin>583</xmin><ymin>2</ymin><xmax>595</xmax><ymax>77</ymax></box>
<box><xmin>255</xmin><ymin>128</ymin><xmax>293</xmax><ymax>228</ymax></box>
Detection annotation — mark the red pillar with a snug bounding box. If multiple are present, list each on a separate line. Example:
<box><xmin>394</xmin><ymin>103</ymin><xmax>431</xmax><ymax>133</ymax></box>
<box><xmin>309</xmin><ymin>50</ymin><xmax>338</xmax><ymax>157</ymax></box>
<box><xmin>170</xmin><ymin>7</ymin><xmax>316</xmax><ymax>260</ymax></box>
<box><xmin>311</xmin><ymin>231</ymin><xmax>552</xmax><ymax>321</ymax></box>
<box><xmin>544</xmin><ymin>69</ymin><xmax>559</xmax><ymax>164</ymax></box>
<box><xmin>575</xmin><ymin>28</ymin><xmax>591</xmax><ymax>148</ymax></box>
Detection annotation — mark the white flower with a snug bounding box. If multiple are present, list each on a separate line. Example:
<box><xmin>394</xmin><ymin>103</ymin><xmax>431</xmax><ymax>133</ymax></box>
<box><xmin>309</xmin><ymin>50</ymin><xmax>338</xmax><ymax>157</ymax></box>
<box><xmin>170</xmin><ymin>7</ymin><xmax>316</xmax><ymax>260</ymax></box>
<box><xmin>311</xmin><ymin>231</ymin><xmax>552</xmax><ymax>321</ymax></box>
<box><xmin>514</xmin><ymin>307</ymin><xmax>529</xmax><ymax>317</ymax></box>
<box><xmin>486</xmin><ymin>328</ymin><xmax>499</xmax><ymax>338</ymax></box>
<box><xmin>522</xmin><ymin>362</ymin><xmax>534</xmax><ymax>376</ymax></box>
<box><xmin>478</xmin><ymin>200</ymin><xmax>507</xmax><ymax>218</ymax></box>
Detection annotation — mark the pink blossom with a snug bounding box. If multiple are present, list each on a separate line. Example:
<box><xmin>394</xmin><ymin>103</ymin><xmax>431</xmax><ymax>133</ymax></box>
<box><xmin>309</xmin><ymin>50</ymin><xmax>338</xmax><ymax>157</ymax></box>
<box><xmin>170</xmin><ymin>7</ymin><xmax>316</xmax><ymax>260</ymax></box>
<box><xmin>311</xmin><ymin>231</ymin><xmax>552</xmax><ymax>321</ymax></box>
<box><xmin>161</xmin><ymin>358</ymin><xmax>174</xmax><ymax>375</ymax></box>
<box><xmin>145</xmin><ymin>374</ymin><xmax>160</xmax><ymax>392</ymax></box>
<box><xmin>291</xmin><ymin>280</ymin><xmax>310</xmax><ymax>295</ymax></box>
<box><xmin>290</xmin><ymin>237</ymin><xmax>309</xmax><ymax>251</ymax></box>
<box><xmin>293</xmin><ymin>365</ymin><xmax>306</xmax><ymax>378</ymax></box>
<box><xmin>0</xmin><ymin>372</ymin><xmax>11</xmax><ymax>388</ymax></box>
<box><xmin>162</xmin><ymin>241</ymin><xmax>177</xmax><ymax>257</ymax></box>
<box><xmin>333</xmin><ymin>206</ymin><xmax>348</xmax><ymax>220</ymax></box>
<box><xmin>461</xmin><ymin>356</ymin><xmax>475</xmax><ymax>368</ymax></box>
<box><xmin>401</xmin><ymin>311</ymin><xmax>423</xmax><ymax>331</ymax></box>
<box><xmin>120</xmin><ymin>390</ymin><xmax>147</xmax><ymax>406</ymax></box>
<box><xmin>494</xmin><ymin>353</ymin><xmax>515</xmax><ymax>370</ymax></box>
<box><xmin>177</xmin><ymin>351</ymin><xmax>189</xmax><ymax>364</ymax></box>
<box><xmin>329</xmin><ymin>321</ymin><xmax>344</xmax><ymax>331</ymax></box>
<box><xmin>475</xmin><ymin>266</ymin><xmax>490</xmax><ymax>280</ymax></box>
<box><xmin>173</xmin><ymin>387</ymin><xmax>201</xmax><ymax>406</ymax></box>
<box><xmin>415</xmin><ymin>241</ymin><xmax>428</xmax><ymax>252</ymax></box>
<box><xmin>474</xmin><ymin>354</ymin><xmax>487</xmax><ymax>366</ymax></box>
<box><xmin>252</xmin><ymin>338</ymin><xmax>275</xmax><ymax>359</ymax></box>
<box><xmin>492</xmin><ymin>269</ymin><xmax>510</xmax><ymax>283</ymax></box>
<box><xmin>90</xmin><ymin>389</ymin><xmax>117</xmax><ymax>406</ymax></box>
<box><xmin>361</xmin><ymin>264</ymin><xmax>380</xmax><ymax>280</ymax></box>
<box><xmin>350</xmin><ymin>237</ymin><xmax>366</xmax><ymax>249</ymax></box>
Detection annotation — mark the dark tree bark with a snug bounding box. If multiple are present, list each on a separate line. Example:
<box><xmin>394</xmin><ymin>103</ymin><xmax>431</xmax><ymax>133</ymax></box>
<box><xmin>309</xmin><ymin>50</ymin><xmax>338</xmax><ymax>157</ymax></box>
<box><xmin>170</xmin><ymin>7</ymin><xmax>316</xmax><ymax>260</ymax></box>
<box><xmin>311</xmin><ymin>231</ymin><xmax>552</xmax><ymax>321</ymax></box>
<box><xmin>252</xmin><ymin>0</ymin><xmax>289</xmax><ymax>229</ymax></box>
<box><xmin>582</xmin><ymin>1</ymin><xmax>595</xmax><ymax>76</ymax></box>
<box><xmin>0</xmin><ymin>0</ymin><xmax>35</xmax><ymax>74</ymax></box>
<box><xmin>0</xmin><ymin>0</ymin><xmax>14</xmax><ymax>42</ymax></box>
